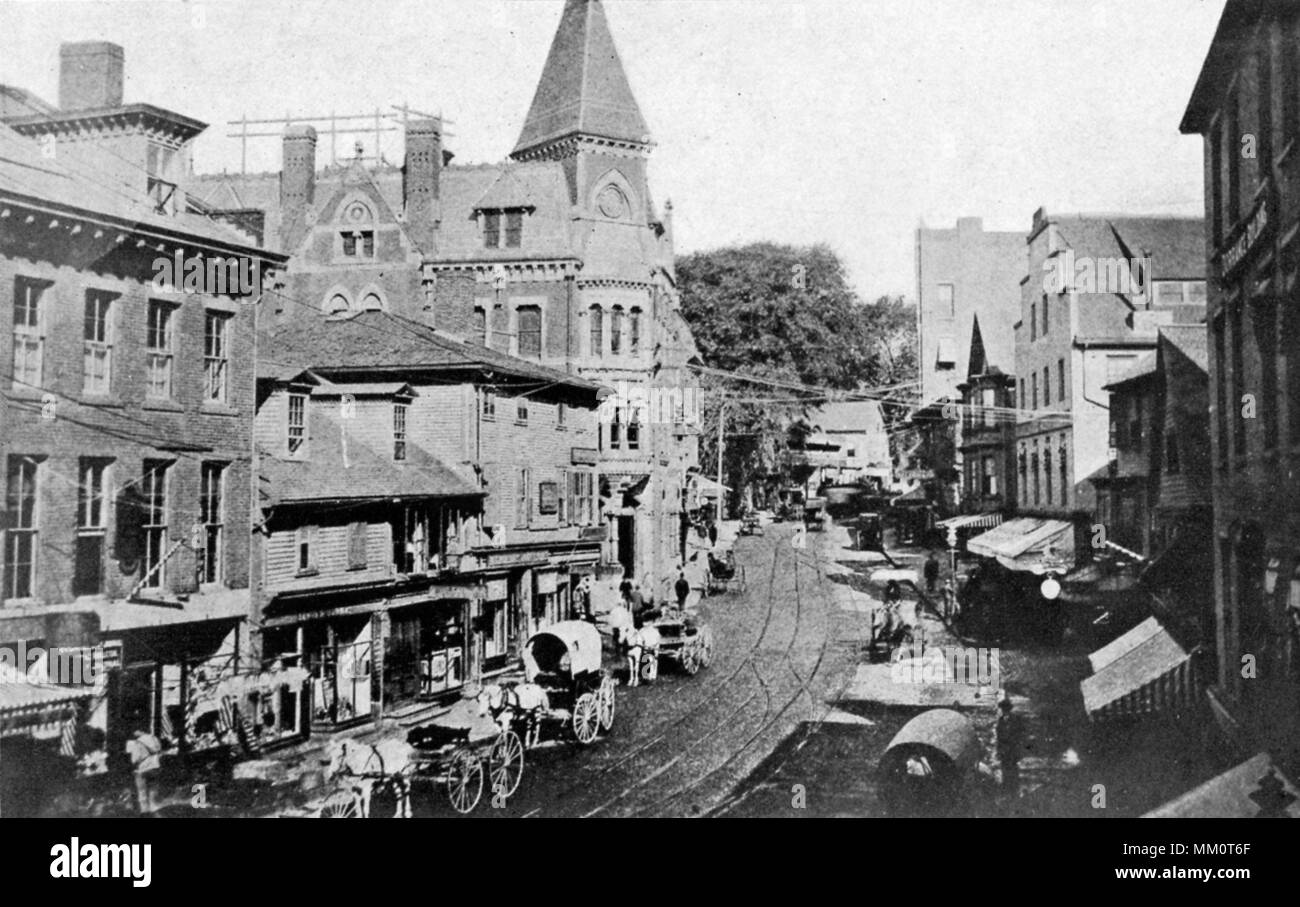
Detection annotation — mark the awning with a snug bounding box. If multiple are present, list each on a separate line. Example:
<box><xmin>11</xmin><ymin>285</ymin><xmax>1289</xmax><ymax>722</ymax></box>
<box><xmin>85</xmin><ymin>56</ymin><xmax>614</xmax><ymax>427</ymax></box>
<box><xmin>1143</xmin><ymin>753</ymin><xmax>1300</xmax><ymax>818</ymax></box>
<box><xmin>881</xmin><ymin>708</ymin><xmax>980</xmax><ymax>773</ymax></box>
<box><xmin>0</xmin><ymin>682</ymin><xmax>95</xmax><ymax>740</ymax></box>
<box><xmin>688</xmin><ymin>475</ymin><xmax>730</xmax><ymax>500</ymax></box>
<box><xmin>967</xmin><ymin>518</ymin><xmax>1075</xmax><ymax>574</ymax></box>
<box><xmin>937</xmin><ymin>512</ymin><xmax>1004</xmax><ymax>531</ymax></box>
<box><xmin>1080</xmin><ymin>621</ymin><xmax>1197</xmax><ymax>720</ymax></box>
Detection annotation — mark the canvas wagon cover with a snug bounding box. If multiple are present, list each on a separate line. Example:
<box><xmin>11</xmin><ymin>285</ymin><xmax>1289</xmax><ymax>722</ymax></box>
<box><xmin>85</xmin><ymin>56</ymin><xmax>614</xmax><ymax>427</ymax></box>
<box><xmin>524</xmin><ymin>621</ymin><xmax>604</xmax><ymax>678</ymax></box>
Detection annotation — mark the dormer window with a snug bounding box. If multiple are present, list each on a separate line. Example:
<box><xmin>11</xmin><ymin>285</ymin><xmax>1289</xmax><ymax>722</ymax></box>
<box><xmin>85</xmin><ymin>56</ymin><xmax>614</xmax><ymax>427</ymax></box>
<box><xmin>483</xmin><ymin>209</ymin><xmax>524</xmax><ymax>249</ymax></box>
<box><xmin>146</xmin><ymin>143</ymin><xmax>178</xmax><ymax>214</ymax></box>
<box><xmin>342</xmin><ymin>231</ymin><xmax>375</xmax><ymax>257</ymax></box>
<box><xmin>393</xmin><ymin>403</ymin><xmax>408</xmax><ymax>461</ymax></box>
<box><xmin>287</xmin><ymin>393</ymin><xmax>307</xmax><ymax>455</ymax></box>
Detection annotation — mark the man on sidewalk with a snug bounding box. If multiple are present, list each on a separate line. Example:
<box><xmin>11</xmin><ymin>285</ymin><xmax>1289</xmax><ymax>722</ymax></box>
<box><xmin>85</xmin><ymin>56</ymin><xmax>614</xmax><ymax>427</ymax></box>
<box><xmin>923</xmin><ymin>552</ymin><xmax>940</xmax><ymax>594</ymax></box>
<box><xmin>995</xmin><ymin>694</ymin><xmax>1025</xmax><ymax>799</ymax></box>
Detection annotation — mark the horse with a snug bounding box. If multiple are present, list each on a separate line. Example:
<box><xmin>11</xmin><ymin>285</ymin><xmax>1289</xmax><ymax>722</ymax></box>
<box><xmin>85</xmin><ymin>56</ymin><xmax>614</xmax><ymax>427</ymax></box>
<box><xmin>622</xmin><ymin>625</ymin><xmax>661</xmax><ymax>687</ymax></box>
<box><xmin>476</xmin><ymin>682</ymin><xmax>550</xmax><ymax>749</ymax></box>
<box><xmin>322</xmin><ymin>737</ymin><xmax>417</xmax><ymax>818</ymax></box>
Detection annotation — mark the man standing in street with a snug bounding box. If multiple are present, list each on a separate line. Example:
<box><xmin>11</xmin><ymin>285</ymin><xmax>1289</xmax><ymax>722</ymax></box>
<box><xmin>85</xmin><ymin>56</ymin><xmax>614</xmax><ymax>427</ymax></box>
<box><xmin>995</xmin><ymin>694</ymin><xmax>1025</xmax><ymax>800</ymax></box>
<box><xmin>923</xmin><ymin>551</ymin><xmax>940</xmax><ymax>594</ymax></box>
<box><xmin>675</xmin><ymin>569</ymin><xmax>691</xmax><ymax>611</ymax></box>
<box><xmin>126</xmin><ymin>728</ymin><xmax>163</xmax><ymax>814</ymax></box>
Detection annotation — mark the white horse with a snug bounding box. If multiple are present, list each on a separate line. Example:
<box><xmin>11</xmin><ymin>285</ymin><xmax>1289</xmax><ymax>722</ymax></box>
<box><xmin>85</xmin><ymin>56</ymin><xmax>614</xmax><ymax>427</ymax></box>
<box><xmin>623</xmin><ymin>625</ymin><xmax>661</xmax><ymax>687</ymax></box>
<box><xmin>476</xmin><ymin>682</ymin><xmax>550</xmax><ymax>749</ymax></box>
<box><xmin>322</xmin><ymin>737</ymin><xmax>417</xmax><ymax>818</ymax></box>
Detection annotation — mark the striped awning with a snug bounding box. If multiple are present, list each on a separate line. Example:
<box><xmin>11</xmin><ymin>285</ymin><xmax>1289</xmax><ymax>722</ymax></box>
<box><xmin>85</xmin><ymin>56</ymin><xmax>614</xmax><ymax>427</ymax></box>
<box><xmin>0</xmin><ymin>682</ymin><xmax>95</xmax><ymax>740</ymax></box>
<box><xmin>937</xmin><ymin>512</ymin><xmax>1004</xmax><ymax>530</ymax></box>
<box><xmin>967</xmin><ymin>518</ymin><xmax>1074</xmax><ymax>574</ymax></box>
<box><xmin>1081</xmin><ymin>621</ymin><xmax>1198</xmax><ymax>720</ymax></box>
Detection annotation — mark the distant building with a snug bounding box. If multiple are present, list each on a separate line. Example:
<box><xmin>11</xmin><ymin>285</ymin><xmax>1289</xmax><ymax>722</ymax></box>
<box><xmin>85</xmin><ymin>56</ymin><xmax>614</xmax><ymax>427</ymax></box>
<box><xmin>787</xmin><ymin>400</ymin><xmax>891</xmax><ymax>492</ymax></box>
<box><xmin>957</xmin><ymin>315</ymin><xmax>1017</xmax><ymax>515</ymax></box>
<box><xmin>1013</xmin><ymin>209</ymin><xmax>1206</xmax><ymax>519</ymax></box>
<box><xmin>1181</xmin><ymin>0</ymin><xmax>1300</xmax><ymax>766</ymax></box>
<box><xmin>914</xmin><ymin>217</ymin><xmax>1024</xmax><ymax>407</ymax></box>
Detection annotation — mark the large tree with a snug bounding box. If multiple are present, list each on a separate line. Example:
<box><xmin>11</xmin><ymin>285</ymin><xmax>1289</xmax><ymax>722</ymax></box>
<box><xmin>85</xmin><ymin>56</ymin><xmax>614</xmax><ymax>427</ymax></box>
<box><xmin>677</xmin><ymin>243</ymin><xmax>917</xmax><ymax>509</ymax></box>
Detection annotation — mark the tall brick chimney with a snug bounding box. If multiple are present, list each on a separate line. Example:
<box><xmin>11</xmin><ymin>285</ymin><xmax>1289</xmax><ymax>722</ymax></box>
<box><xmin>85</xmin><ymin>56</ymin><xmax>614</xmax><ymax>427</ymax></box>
<box><xmin>280</xmin><ymin>125</ymin><xmax>317</xmax><ymax>210</ymax></box>
<box><xmin>59</xmin><ymin>41</ymin><xmax>124</xmax><ymax>111</ymax></box>
<box><xmin>403</xmin><ymin>118</ymin><xmax>441</xmax><ymax>251</ymax></box>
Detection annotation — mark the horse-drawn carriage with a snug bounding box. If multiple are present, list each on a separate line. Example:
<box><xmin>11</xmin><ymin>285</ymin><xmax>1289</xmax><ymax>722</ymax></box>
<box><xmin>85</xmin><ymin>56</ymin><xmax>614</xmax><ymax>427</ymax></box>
<box><xmin>706</xmin><ymin>549</ymin><xmax>745</xmax><ymax>595</ymax></box>
<box><xmin>316</xmin><ymin>721</ymin><xmax>522</xmax><ymax>817</ymax></box>
<box><xmin>641</xmin><ymin>609</ymin><xmax>714</xmax><ymax>680</ymax></box>
<box><xmin>518</xmin><ymin>621</ymin><xmax>617</xmax><ymax>746</ymax></box>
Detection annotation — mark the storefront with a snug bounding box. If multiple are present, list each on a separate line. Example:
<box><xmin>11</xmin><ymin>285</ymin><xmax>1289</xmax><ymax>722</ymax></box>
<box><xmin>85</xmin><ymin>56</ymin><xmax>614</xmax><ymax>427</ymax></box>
<box><xmin>384</xmin><ymin>600</ymin><xmax>469</xmax><ymax>703</ymax></box>
<box><xmin>263</xmin><ymin>616</ymin><xmax>373</xmax><ymax>728</ymax></box>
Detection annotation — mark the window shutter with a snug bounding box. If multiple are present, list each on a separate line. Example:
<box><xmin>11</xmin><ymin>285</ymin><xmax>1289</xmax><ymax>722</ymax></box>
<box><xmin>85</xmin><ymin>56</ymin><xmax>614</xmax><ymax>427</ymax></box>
<box><xmin>347</xmin><ymin>521</ymin><xmax>367</xmax><ymax>569</ymax></box>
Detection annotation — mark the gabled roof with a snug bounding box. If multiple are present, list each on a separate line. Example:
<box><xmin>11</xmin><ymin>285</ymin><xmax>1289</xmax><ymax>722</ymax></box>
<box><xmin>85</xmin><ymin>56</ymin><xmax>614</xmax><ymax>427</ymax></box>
<box><xmin>512</xmin><ymin>0</ymin><xmax>650</xmax><ymax>156</ymax></box>
<box><xmin>262</xmin><ymin>308</ymin><xmax>604</xmax><ymax>394</ymax></box>
<box><xmin>1158</xmin><ymin>324</ymin><xmax>1209</xmax><ymax>372</ymax></box>
<box><xmin>1050</xmin><ymin>214</ymin><xmax>1207</xmax><ymax>281</ymax></box>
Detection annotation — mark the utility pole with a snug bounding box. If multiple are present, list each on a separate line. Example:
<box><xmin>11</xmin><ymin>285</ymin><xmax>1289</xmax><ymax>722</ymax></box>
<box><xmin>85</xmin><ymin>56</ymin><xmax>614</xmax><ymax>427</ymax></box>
<box><xmin>717</xmin><ymin>400</ymin><xmax>729</xmax><ymax>520</ymax></box>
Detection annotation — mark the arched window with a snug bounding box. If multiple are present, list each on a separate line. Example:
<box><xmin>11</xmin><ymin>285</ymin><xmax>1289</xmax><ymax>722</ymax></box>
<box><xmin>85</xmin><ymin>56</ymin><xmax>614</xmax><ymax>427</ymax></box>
<box><xmin>589</xmin><ymin>306</ymin><xmax>604</xmax><ymax>358</ymax></box>
<box><xmin>627</xmin><ymin>411</ymin><xmax>641</xmax><ymax>450</ymax></box>
<box><xmin>610</xmin><ymin>407</ymin><xmax>622</xmax><ymax>449</ymax></box>
<box><xmin>325</xmin><ymin>292</ymin><xmax>350</xmax><ymax>314</ymax></box>
<box><xmin>629</xmin><ymin>307</ymin><xmax>642</xmax><ymax>354</ymax></box>
<box><xmin>360</xmin><ymin>292</ymin><xmax>383</xmax><ymax>311</ymax></box>
<box><xmin>610</xmin><ymin>305</ymin><xmax>624</xmax><ymax>355</ymax></box>
<box><xmin>517</xmin><ymin>306</ymin><xmax>542</xmax><ymax>359</ymax></box>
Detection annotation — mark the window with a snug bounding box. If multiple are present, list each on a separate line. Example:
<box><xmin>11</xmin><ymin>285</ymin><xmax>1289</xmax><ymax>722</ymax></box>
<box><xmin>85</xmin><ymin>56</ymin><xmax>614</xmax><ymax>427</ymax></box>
<box><xmin>74</xmin><ymin>458</ymin><xmax>108</xmax><ymax>596</ymax></box>
<box><xmin>326</xmin><ymin>293</ymin><xmax>350</xmax><ymax>314</ymax></box>
<box><xmin>287</xmin><ymin>393</ymin><xmax>307</xmax><ymax>455</ymax></box>
<box><xmin>1031</xmin><ymin>372</ymin><xmax>1038</xmax><ymax>409</ymax></box>
<box><xmin>1044</xmin><ymin>448</ymin><xmax>1054</xmax><ymax>504</ymax></box>
<box><xmin>517</xmin><ymin>305</ymin><xmax>541</xmax><ymax>359</ymax></box>
<box><xmin>141</xmin><ymin>460</ymin><xmax>169</xmax><ymax>590</ymax></box>
<box><xmin>12</xmin><ymin>278</ymin><xmax>44</xmax><ymax>390</ymax></box>
<box><xmin>629</xmin><ymin>307</ymin><xmax>642</xmax><ymax>354</ymax></box>
<box><xmin>146</xmin><ymin>143</ymin><xmax>177</xmax><ymax>213</ymax></box>
<box><xmin>1230</xmin><ymin>301</ymin><xmax>1246</xmax><ymax>456</ymax></box>
<box><xmin>1042</xmin><ymin>366</ymin><xmax>1051</xmax><ymax>405</ymax></box>
<box><xmin>516</xmin><ymin>468</ymin><xmax>532</xmax><ymax>528</ymax></box>
<box><xmin>1019</xmin><ymin>378</ymin><xmax>1026</xmax><ymax>411</ymax></box>
<box><xmin>1030</xmin><ymin>301</ymin><xmax>1037</xmax><ymax>341</ymax></box>
<box><xmin>610</xmin><ymin>408</ymin><xmax>622</xmax><ymax>449</ymax></box>
<box><xmin>296</xmin><ymin>525</ymin><xmax>318</xmax><ymax>574</ymax></box>
<box><xmin>504</xmin><ymin>210</ymin><xmax>523</xmax><ymax>248</ymax></box>
<box><xmin>627</xmin><ymin>413</ymin><xmax>641</xmax><ymax>450</ymax></box>
<box><xmin>472</xmin><ymin>307</ymin><xmax>488</xmax><ymax>346</ymax></box>
<box><xmin>937</xmin><ymin>283</ymin><xmax>955</xmax><ymax>318</ymax></box>
<box><xmin>1041</xmin><ymin>294</ymin><xmax>1049</xmax><ymax>335</ymax></box>
<box><xmin>557</xmin><ymin>468</ymin><xmax>568</xmax><ymax>524</ymax></box>
<box><xmin>83</xmin><ymin>291</ymin><xmax>114</xmax><ymax>395</ymax></box>
<box><xmin>569</xmin><ymin>470</ymin><xmax>595</xmax><ymax>526</ymax></box>
<box><xmin>1032</xmin><ymin>449</ymin><xmax>1040</xmax><ymax>506</ymax></box>
<box><xmin>982</xmin><ymin>386</ymin><xmax>996</xmax><ymax>428</ymax></box>
<box><xmin>1059</xmin><ymin>442</ymin><xmax>1069</xmax><ymax>504</ymax></box>
<box><xmin>589</xmin><ymin>306</ymin><xmax>604</xmax><ymax>357</ymax></box>
<box><xmin>347</xmin><ymin>521</ymin><xmax>368</xmax><ymax>570</ymax></box>
<box><xmin>394</xmin><ymin>403</ymin><xmax>408</xmax><ymax>461</ymax></box>
<box><xmin>342</xmin><ymin>231</ymin><xmax>375</xmax><ymax>257</ymax></box>
<box><xmin>982</xmin><ymin>456</ymin><xmax>997</xmax><ymax>496</ymax></box>
<box><xmin>1058</xmin><ymin>358</ymin><xmax>1066</xmax><ymax>402</ymax></box>
<box><xmin>610</xmin><ymin>306</ymin><xmax>624</xmax><ymax>355</ymax></box>
<box><xmin>4</xmin><ymin>456</ymin><xmax>38</xmax><ymax>600</ymax></box>
<box><xmin>516</xmin><ymin>398</ymin><xmax>528</xmax><ymax>423</ymax></box>
<box><xmin>483</xmin><ymin>212</ymin><xmax>501</xmax><ymax>249</ymax></box>
<box><xmin>481</xmin><ymin>388</ymin><xmax>496</xmax><ymax>419</ymax></box>
<box><xmin>360</xmin><ymin>292</ymin><xmax>382</xmax><ymax>311</ymax></box>
<box><xmin>557</xmin><ymin>402</ymin><xmax>566</xmax><ymax>429</ymax></box>
<box><xmin>146</xmin><ymin>300</ymin><xmax>175</xmax><ymax>399</ymax></box>
<box><xmin>1254</xmin><ymin>297</ymin><xmax>1279</xmax><ymax>449</ymax></box>
<box><xmin>199</xmin><ymin>463</ymin><xmax>224</xmax><ymax>585</ymax></box>
<box><xmin>204</xmin><ymin>312</ymin><xmax>230</xmax><ymax>403</ymax></box>
<box><xmin>1166</xmin><ymin>431</ymin><xmax>1181</xmax><ymax>474</ymax></box>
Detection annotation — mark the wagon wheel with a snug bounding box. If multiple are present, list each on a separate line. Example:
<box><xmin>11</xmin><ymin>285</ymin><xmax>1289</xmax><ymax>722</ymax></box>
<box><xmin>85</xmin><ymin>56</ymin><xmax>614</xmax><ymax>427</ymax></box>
<box><xmin>572</xmin><ymin>692</ymin><xmax>601</xmax><ymax>745</ymax></box>
<box><xmin>446</xmin><ymin>747</ymin><xmax>485</xmax><ymax>814</ymax></box>
<box><xmin>698</xmin><ymin>627</ymin><xmax>715</xmax><ymax>668</ymax></box>
<box><xmin>639</xmin><ymin>652</ymin><xmax>659</xmax><ymax>683</ymax></box>
<box><xmin>597</xmin><ymin>675</ymin><xmax>616</xmax><ymax>732</ymax></box>
<box><xmin>319</xmin><ymin>788</ymin><xmax>359</xmax><ymax>819</ymax></box>
<box><xmin>488</xmin><ymin>730</ymin><xmax>525</xmax><ymax>800</ymax></box>
<box><xmin>681</xmin><ymin>645</ymin><xmax>700</xmax><ymax>676</ymax></box>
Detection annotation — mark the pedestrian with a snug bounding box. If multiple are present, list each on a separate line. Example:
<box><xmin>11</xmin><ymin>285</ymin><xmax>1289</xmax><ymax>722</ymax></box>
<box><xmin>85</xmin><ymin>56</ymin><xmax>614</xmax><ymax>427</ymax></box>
<box><xmin>675</xmin><ymin>570</ymin><xmax>691</xmax><ymax>610</ymax></box>
<box><xmin>923</xmin><ymin>551</ymin><xmax>940</xmax><ymax>594</ymax></box>
<box><xmin>942</xmin><ymin>578</ymin><xmax>955</xmax><ymax>620</ymax></box>
<box><xmin>708</xmin><ymin>521</ymin><xmax>719</xmax><ymax>548</ymax></box>
<box><xmin>125</xmin><ymin>727</ymin><xmax>163</xmax><ymax>814</ymax></box>
<box><xmin>995</xmin><ymin>693</ymin><xmax>1025</xmax><ymax>799</ymax></box>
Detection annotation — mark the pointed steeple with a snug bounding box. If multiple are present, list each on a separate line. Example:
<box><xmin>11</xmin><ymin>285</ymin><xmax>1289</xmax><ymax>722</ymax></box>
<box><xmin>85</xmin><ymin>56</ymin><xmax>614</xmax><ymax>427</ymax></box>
<box><xmin>511</xmin><ymin>0</ymin><xmax>650</xmax><ymax>158</ymax></box>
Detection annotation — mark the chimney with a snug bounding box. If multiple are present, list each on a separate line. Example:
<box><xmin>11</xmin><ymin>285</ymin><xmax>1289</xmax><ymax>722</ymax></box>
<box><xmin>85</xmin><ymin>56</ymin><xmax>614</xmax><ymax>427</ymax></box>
<box><xmin>59</xmin><ymin>41</ymin><xmax>124</xmax><ymax>111</ymax></box>
<box><xmin>403</xmin><ymin>118</ymin><xmax>442</xmax><ymax>249</ymax></box>
<box><xmin>280</xmin><ymin>125</ymin><xmax>317</xmax><ymax>210</ymax></box>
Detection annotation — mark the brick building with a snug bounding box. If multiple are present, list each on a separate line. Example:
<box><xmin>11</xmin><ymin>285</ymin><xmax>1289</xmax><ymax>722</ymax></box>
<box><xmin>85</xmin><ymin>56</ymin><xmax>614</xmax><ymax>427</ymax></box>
<box><xmin>256</xmin><ymin>311</ymin><xmax>605</xmax><ymax>723</ymax></box>
<box><xmin>196</xmin><ymin>0</ymin><xmax>701</xmax><ymax>602</ymax></box>
<box><xmin>0</xmin><ymin>45</ymin><xmax>287</xmax><ymax>779</ymax></box>
<box><xmin>1181</xmin><ymin>0</ymin><xmax>1300</xmax><ymax>766</ymax></box>
<box><xmin>1013</xmin><ymin>209</ymin><xmax>1206</xmax><ymax>519</ymax></box>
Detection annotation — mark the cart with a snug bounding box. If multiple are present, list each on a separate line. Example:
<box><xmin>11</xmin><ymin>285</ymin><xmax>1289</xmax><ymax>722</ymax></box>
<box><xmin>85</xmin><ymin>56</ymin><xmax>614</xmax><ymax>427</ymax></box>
<box><xmin>645</xmin><ymin>610</ymin><xmax>715</xmax><ymax>678</ymax></box>
<box><xmin>739</xmin><ymin>512</ymin><xmax>764</xmax><ymax>536</ymax></box>
<box><xmin>706</xmin><ymin>550</ymin><xmax>745</xmax><ymax>595</ymax></box>
<box><xmin>523</xmin><ymin>621</ymin><xmax>617</xmax><ymax>746</ymax></box>
<box><xmin>803</xmin><ymin>498</ymin><xmax>827</xmax><ymax>532</ymax></box>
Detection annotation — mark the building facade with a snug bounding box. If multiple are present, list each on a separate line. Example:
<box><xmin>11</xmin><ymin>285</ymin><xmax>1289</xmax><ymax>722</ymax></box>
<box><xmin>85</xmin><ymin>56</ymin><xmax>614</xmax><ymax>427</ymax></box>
<box><xmin>957</xmin><ymin>316</ymin><xmax>1018</xmax><ymax>515</ymax></box>
<box><xmin>1181</xmin><ymin>0</ymin><xmax>1300</xmax><ymax>766</ymax></box>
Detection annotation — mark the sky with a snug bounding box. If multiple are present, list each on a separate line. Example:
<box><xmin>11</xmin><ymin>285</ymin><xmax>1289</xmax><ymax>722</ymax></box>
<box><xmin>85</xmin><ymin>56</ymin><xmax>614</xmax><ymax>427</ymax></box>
<box><xmin>0</xmin><ymin>0</ymin><xmax>1227</xmax><ymax>299</ymax></box>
